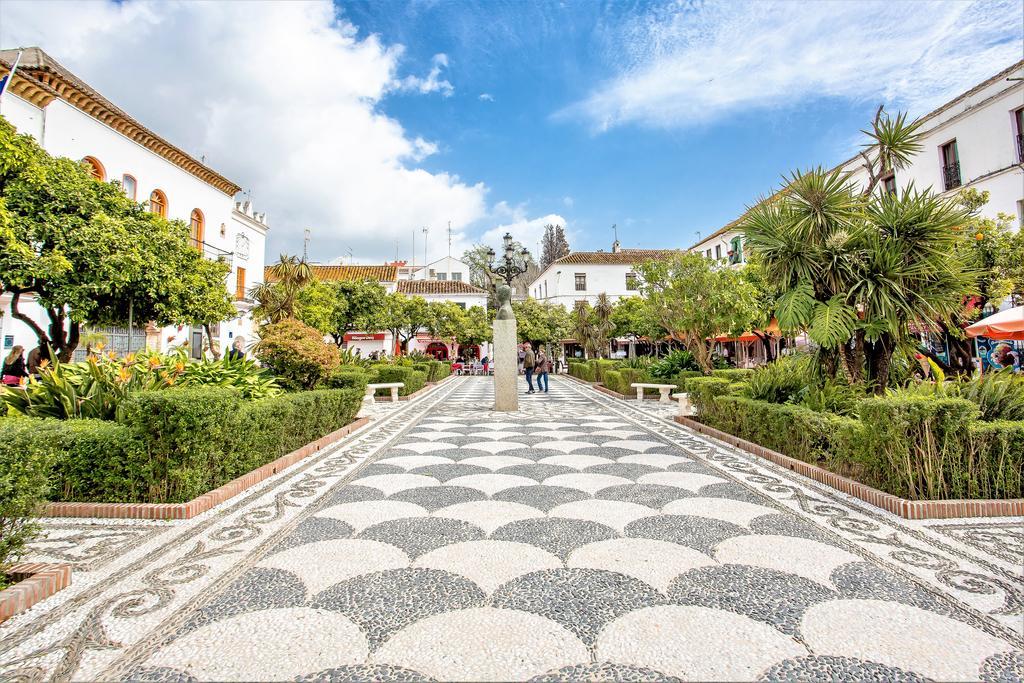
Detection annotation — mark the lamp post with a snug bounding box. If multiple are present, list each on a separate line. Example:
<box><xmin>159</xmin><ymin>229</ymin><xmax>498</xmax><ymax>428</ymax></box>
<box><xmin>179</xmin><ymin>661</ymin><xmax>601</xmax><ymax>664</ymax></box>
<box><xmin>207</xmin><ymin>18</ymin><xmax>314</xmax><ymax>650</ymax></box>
<box><xmin>485</xmin><ymin>232</ymin><xmax>531</xmax><ymax>287</ymax></box>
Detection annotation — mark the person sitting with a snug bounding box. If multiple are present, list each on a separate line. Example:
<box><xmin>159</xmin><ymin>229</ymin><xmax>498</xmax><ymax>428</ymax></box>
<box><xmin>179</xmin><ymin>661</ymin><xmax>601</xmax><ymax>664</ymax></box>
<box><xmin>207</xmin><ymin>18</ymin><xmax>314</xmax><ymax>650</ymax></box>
<box><xmin>2</xmin><ymin>346</ymin><xmax>29</xmax><ymax>387</ymax></box>
<box><xmin>227</xmin><ymin>337</ymin><xmax>246</xmax><ymax>361</ymax></box>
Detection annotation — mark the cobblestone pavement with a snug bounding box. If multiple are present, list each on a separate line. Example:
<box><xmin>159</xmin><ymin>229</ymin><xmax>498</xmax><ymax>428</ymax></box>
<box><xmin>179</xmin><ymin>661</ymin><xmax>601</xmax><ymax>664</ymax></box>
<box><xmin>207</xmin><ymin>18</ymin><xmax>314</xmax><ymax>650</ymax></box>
<box><xmin>2</xmin><ymin>376</ymin><xmax>1022</xmax><ymax>682</ymax></box>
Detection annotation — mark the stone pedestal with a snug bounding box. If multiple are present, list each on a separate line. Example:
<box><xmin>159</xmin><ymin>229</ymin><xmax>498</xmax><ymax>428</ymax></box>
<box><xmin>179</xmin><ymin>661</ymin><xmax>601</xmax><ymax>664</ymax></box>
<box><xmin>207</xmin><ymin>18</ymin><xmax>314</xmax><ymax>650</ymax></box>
<box><xmin>492</xmin><ymin>317</ymin><xmax>518</xmax><ymax>411</ymax></box>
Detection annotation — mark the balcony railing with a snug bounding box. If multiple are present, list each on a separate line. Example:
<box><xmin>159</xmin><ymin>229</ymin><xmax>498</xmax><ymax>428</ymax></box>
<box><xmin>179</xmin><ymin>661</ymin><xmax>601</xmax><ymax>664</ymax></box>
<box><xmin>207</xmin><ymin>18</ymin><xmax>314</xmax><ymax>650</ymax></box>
<box><xmin>1017</xmin><ymin>134</ymin><xmax>1024</xmax><ymax>163</ymax></box>
<box><xmin>191</xmin><ymin>238</ymin><xmax>234</xmax><ymax>265</ymax></box>
<box><xmin>942</xmin><ymin>162</ymin><xmax>961</xmax><ymax>191</ymax></box>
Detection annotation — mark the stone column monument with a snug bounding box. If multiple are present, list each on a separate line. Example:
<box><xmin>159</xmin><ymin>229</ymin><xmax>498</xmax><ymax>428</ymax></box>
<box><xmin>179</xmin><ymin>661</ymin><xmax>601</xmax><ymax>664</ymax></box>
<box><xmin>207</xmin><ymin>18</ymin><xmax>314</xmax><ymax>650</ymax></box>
<box><xmin>492</xmin><ymin>283</ymin><xmax>518</xmax><ymax>411</ymax></box>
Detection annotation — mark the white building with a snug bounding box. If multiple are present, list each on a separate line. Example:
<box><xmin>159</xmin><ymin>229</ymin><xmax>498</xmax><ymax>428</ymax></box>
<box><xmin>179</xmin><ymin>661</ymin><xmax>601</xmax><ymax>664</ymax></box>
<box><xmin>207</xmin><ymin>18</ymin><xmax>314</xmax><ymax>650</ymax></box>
<box><xmin>290</xmin><ymin>264</ymin><xmax>490</xmax><ymax>361</ymax></box>
<box><xmin>527</xmin><ymin>241</ymin><xmax>679</xmax><ymax>310</ymax></box>
<box><xmin>0</xmin><ymin>47</ymin><xmax>266</xmax><ymax>359</ymax></box>
<box><xmin>691</xmin><ymin>59</ymin><xmax>1024</xmax><ymax>259</ymax></box>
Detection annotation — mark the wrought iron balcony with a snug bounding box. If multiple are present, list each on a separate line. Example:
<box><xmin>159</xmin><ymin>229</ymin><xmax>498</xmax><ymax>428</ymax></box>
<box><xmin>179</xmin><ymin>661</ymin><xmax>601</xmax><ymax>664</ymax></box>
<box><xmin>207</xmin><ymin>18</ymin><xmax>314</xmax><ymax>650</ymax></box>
<box><xmin>1017</xmin><ymin>133</ymin><xmax>1024</xmax><ymax>163</ymax></box>
<box><xmin>191</xmin><ymin>238</ymin><xmax>234</xmax><ymax>265</ymax></box>
<box><xmin>942</xmin><ymin>162</ymin><xmax>961</xmax><ymax>191</ymax></box>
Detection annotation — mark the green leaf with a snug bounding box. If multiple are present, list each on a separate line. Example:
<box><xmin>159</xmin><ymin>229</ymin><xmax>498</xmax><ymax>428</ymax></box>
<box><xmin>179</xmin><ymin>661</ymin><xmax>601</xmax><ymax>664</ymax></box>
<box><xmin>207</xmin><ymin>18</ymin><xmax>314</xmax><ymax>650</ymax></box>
<box><xmin>808</xmin><ymin>296</ymin><xmax>857</xmax><ymax>349</ymax></box>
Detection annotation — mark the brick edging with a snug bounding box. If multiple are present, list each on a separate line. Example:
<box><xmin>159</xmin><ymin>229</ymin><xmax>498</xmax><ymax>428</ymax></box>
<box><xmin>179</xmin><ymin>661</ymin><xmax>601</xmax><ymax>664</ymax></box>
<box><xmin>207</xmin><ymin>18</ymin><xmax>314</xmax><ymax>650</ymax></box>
<box><xmin>42</xmin><ymin>417</ymin><xmax>372</xmax><ymax>521</ymax></box>
<box><xmin>1</xmin><ymin>563</ymin><xmax>72</xmax><ymax>623</ymax></box>
<box><xmin>674</xmin><ymin>416</ymin><xmax>1024</xmax><ymax>520</ymax></box>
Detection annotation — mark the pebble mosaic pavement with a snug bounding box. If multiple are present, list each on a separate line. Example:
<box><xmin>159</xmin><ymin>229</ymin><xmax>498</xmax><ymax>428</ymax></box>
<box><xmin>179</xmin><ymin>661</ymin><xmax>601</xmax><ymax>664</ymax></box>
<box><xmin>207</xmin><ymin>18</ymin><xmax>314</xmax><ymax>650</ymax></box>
<box><xmin>1</xmin><ymin>376</ymin><xmax>1022</xmax><ymax>682</ymax></box>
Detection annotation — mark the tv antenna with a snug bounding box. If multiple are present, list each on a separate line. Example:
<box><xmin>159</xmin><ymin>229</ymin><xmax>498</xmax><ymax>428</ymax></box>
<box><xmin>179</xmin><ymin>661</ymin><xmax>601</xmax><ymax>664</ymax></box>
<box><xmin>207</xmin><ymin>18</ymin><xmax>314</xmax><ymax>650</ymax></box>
<box><xmin>422</xmin><ymin>226</ymin><xmax>429</xmax><ymax>267</ymax></box>
<box><xmin>303</xmin><ymin>229</ymin><xmax>311</xmax><ymax>261</ymax></box>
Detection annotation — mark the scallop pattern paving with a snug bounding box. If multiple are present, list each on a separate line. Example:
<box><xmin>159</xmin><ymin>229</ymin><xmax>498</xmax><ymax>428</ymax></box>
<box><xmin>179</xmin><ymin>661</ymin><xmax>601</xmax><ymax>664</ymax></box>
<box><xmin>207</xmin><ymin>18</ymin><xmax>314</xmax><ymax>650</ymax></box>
<box><xmin>132</xmin><ymin>377</ymin><xmax>1022</xmax><ymax>682</ymax></box>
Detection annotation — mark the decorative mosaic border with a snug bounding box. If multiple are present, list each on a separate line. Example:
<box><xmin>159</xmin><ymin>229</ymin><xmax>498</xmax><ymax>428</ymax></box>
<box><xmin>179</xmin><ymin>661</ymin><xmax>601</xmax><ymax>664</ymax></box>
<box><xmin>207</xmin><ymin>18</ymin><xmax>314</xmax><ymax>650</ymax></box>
<box><xmin>675</xmin><ymin>416</ymin><xmax>1024</xmax><ymax>520</ymax></box>
<box><xmin>0</xmin><ymin>563</ymin><xmax>72</xmax><ymax>624</ymax></box>
<box><xmin>41</xmin><ymin>417</ymin><xmax>372</xmax><ymax>520</ymax></box>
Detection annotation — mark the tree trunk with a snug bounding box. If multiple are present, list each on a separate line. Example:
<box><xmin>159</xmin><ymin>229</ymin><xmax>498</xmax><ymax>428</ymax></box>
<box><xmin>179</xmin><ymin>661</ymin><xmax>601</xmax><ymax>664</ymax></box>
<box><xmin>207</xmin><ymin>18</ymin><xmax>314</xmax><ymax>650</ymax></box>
<box><xmin>9</xmin><ymin>290</ymin><xmax>52</xmax><ymax>352</ymax></box>
<box><xmin>866</xmin><ymin>332</ymin><xmax>894</xmax><ymax>394</ymax></box>
<box><xmin>753</xmin><ymin>332</ymin><xmax>776</xmax><ymax>363</ymax></box>
<box><xmin>204</xmin><ymin>323</ymin><xmax>222</xmax><ymax>360</ymax></box>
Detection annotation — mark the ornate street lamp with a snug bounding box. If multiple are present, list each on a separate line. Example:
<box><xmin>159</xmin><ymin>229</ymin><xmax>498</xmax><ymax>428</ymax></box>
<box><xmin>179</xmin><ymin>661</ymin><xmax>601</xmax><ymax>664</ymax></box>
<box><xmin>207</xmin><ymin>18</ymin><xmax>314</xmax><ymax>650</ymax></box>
<box><xmin>486</xmin><ymin>232</ymin><xmax>531</xmax><ymax>287</ymax></box>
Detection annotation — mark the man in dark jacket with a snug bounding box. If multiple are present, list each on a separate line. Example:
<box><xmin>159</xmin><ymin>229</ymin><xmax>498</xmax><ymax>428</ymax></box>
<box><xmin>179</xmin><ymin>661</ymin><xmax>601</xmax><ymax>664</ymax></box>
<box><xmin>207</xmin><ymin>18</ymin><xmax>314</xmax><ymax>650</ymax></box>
<box><xmin>523</xmin><ymin>344</ymin><xmax>536</xmax><ymax>394</ymax></box>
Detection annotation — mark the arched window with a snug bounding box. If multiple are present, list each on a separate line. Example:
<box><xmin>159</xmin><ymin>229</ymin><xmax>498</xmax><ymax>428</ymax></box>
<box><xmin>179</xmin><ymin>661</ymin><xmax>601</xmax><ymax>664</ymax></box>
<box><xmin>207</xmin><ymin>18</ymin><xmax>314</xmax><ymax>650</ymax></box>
<box><xmin>149</xmin><ymin>189</ymin><xmax>167</xmax><ymax>218</ymax></box>
<box><xmin>121</xmin><ymin>174</ymin><xmax>137</xmax><ymax>200</ymax></box>
<box><xmin>189</xmin><ymin>209</ymin><xmax>205</xmax><ymax>247</ymax></box>
<box><xmin>82</xmin><ymin>156</ymin><xmax>105</xmax><ymax>181</ymax></box>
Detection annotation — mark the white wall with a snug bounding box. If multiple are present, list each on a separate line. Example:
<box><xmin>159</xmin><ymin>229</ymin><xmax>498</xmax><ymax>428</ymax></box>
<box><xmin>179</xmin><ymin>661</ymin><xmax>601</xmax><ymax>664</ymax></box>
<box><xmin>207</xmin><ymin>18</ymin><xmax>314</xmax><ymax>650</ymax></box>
<box><xmin>531</xmin><ymin>263</ymin><xmax>641</xmax><ymax>310</ymax></box>
<box><xmin>414</xmin><ymin>256</ymin><xmax>470</xmax><ymax>282</ymax></box>
<box><xmin>1</xmin><ymin>92</ymin><xmax>268</xmax><ymax>358</ymax></box>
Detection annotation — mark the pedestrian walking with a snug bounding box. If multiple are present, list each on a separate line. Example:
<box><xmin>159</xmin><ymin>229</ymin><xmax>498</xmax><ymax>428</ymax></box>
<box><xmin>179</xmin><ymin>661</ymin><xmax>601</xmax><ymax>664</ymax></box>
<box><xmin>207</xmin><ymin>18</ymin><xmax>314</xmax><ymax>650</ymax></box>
<box><xmin>536</xmin><ymin>347</ymin><xmax>550</xmax><ymax>393</ymax></box>
<box><xmin>518</xmin><ymin>346</ymin><xmax>526</xmax><ymax>375</ymax></box>
<box><xmin>2</xmin><ymin>345</ymin><xmax>29</xmax><ymax>387</ymax></box>
<box><xmin>227</xmin><ymin>337</ymin><xmax>246</xmax><ymax>361</ymax></box>
<box><xmin>523</xmin><ymin>343</ymin><xmax>536</xmax><ymax>393</ymax></box>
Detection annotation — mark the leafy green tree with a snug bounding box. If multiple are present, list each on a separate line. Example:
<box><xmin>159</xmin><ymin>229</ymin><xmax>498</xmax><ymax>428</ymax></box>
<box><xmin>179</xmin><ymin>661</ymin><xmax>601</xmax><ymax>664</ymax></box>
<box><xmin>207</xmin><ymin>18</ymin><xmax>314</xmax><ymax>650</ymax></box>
<box><xmin>371</xmin><ymin>293</ymin><xmax>431</xmax><ymax>354</ymax></box>
<box><xmin>592</xmin><ymin>293</ymin><xmax>615</xmax><ymax>358</ymax></box>
<box><xmin>296</xmin><ymin>278</ymin><xmax>387</xmax><ymax>347</ymax></box>
<box><xmin>611</xmin><ymin>296</ymin><xmax>661</xmax><ymax>358</ymax></box>
<box><xmin>0</xmin><ymin>117</ymin><xmax>234</xmax><ymax>361</ymax></box>
<box><xmin>425</xmin><ymin>301</ymin><xmax>466</xmax><ymax>347</ymax></box>
<box><xmin>514</xmin><ymin>298</ymin><xmax>571</xmax><ymax>345</ymax></box>
<box><xmin>636</xmin><ymin>253</ymin><xmax>758</xmax><ymax>374</ymax></box>
<box><xmin>457</xmin><ymin>305</ymin><xmax>493</xmax><ymax>347</ymax></box>
<box><xmin>741</xmin><ymin>259</ymin><xmax>782</xmax><ymax>363</ymax></box>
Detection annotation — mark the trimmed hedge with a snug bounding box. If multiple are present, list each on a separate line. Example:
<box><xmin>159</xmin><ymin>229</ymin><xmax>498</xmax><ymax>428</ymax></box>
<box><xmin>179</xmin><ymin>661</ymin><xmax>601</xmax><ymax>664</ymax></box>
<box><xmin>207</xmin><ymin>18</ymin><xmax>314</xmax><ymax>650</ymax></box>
<box><xmin>0</xmin><ymin>418</ymin><xmax>55</xmax><ymax>578</ymax></box>
<box><xmin>369</xmin><ymin>365</ymin><xmax>427</xmax><ymax>396</ymax></box>
<box><xmin>0</xmin><ymin>386</ymin><xmax>363</xmax><ymax>505</ymax></box>
<box><xmin>692</xmin><ymin>381</ymin><xmax>1024</xmax><ymax>501</ymax></box>
<box><xmin>326</xmin><ymin>367</ymin><xmax>371</xmax><ymax>393</ymax></box>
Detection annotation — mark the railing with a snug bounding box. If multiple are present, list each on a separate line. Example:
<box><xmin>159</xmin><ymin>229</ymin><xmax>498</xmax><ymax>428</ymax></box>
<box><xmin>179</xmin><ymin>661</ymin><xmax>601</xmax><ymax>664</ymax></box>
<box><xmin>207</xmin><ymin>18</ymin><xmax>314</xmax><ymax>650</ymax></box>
<box><xmin>1017</xmin><ymin>133</ymin><xmax>1024</xmax><ymax>163</ymax></box>
<box><xmin>191</xmin><ymin>238</ymin><xmax>234</xmax><ymax>265</ymax></box>
<box><xmin>942</xmin><ymin>162</ymin><xmax>961</xmax><ymax>191</ymax></box>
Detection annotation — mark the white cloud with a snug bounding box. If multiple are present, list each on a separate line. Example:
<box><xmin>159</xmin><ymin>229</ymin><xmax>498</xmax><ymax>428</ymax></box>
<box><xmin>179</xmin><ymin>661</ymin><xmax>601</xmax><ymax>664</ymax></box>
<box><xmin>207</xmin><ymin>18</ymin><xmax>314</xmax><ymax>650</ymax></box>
<box><xmin>478</xmin><ymin>207</ymin><xmax>568</xmax><ymax>256</ymax></box>
<box><xmin>478</xmin><ymin>93</ymin><xmax>495</xmax><ymax>102</ymax></box>
<box><xmin>0</xmin><ymin>1</ymin><xmax>484</xmax><ymax>261</ymax></box>
<box><xmin>395</xmin><ymin>53</ymin><xmax>454</xmax><ymax>97</ymax></box>
<box><xmin>563</xmin><ymin>0</ymin><xmax>1021</xmax><ymax>130</ymax></box>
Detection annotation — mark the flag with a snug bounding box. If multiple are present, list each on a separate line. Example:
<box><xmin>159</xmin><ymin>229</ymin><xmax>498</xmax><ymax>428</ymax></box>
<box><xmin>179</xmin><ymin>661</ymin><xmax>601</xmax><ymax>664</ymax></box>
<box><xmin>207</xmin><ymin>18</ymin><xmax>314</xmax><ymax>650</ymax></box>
<box><xmin>0</xmin><ymin>50</ymin><xmax>24</xmax><ymax>101</ymax></box>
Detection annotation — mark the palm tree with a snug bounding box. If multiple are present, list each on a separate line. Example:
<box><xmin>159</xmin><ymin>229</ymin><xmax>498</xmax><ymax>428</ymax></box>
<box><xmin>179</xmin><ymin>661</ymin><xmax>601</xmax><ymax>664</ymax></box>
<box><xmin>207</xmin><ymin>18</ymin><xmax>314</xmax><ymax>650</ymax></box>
<box><xmin>251</xmin><ymin>254</ymin><xmax>313</xmax><ymax>324</ymax></box>
<box><xmin>572</xmin><ymin>301</ymin><xmax>595</xmax><ymax>359</ymax></box>
<box><xmin>592</xmin><ymin>293</ymin><xmax>615</xmax><ymax>358</ymax></box>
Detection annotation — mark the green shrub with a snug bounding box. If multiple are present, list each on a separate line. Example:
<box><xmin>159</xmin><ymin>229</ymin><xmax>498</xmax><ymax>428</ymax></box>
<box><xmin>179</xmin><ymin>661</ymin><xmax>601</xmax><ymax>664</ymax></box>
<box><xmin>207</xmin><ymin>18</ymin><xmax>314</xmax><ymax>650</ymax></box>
<box><xmin>256</xmin><ymin>319</ymin><xmax>340</xmax><ymax>390</ymax></box>
<box><xmin>427</xmin><ymin>360</ymin><xmax>452</xmax><ymax>382</ymax></box>
<box><xmin>649</xmin><ymin>350</ymin><xmax>699</xmax><ymax>378</ymax></box>
<box><xmin>671</xmin><ymin>371</ymin><xmax>703</xmax><ymax>392</ymax></box>
<box><xmin>48</xmin><ymin>420</ymin><xmax>146</xmax><ymax>502</ymax></box>
<box><xmin>369</xmin><ymin>365</ymin><xmax>427</xmax><ymax>396</ymax></box>
<box><xmin>119</xmin><ymin>387</ymin><xmax>244</xmax><ymax>502</ymax></box>
<box><xmin>856</xmin><ymin>395</ymin><xmax>981</xmax><ymax>500</ymax></box>
<box><xmin>602</xmin><ymin>370</ymin><xmax>625</xmax><ymax>395</ymax></box>
<box><xmin>967</xmin><ymin>420</ymin><xmax>1024</xmax><ymax>499</ymax></box>
<box><xmin>0</xmin><ymin>419</ymin><xmax>55</xmax><ymax>580</ymax></box>
<box><xmin>742</xmin><ymin>356</ymin><xmax>815</xmax><ymax>404</ymax></box>
<box><xmin>179</xmin><ymin>357</ymin><xmax>281</xmax><ymax>399</ymax></box>
<box><xmin>590</xmin><ymin>359</ymin><xmax>618</xmax><ymax>383</ymax></box>
<box><xmin>687</xmin><ymin>377</ymin><xmax>736</xmax><ymax>413</ymax></box>
<box><xmin>569</xmin><ymin>362</ymin><xmax>596</xmax><ymax>382</ymax></box>
<box><xmin>325</xmin><ymin>367</ymin><xmax>370</xmax><ymax>393</ymax></box>
<box><xmin>700</xmin><ymin>394</ymin><xmax>859</xmax><ymax>466</ymax></box>
<box><xmin>956</xmin><ymin>371</ymin><xmax>1024</xmax><ymax>421</ymax></box>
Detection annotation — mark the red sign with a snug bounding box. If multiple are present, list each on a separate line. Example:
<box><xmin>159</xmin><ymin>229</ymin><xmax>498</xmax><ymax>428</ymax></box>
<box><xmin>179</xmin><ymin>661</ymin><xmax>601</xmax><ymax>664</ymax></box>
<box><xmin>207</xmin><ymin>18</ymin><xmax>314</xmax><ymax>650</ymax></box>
<box><xmin>344</xmin><ymin>333</ymin><xmax>385</xmax><ymax>342</ymax></box>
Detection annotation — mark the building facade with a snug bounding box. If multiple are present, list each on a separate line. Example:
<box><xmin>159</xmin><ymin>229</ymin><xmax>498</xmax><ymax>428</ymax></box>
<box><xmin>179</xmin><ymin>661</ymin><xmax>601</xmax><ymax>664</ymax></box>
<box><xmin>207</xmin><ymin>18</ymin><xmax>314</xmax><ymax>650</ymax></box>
<box><xmin>527</xmin><ymin>242</ymin><xmax>678</xmax><ymax>310</ymax></box>
<box><xmin>0</xmin><ymin>47</ymin><xmax>266</xmax><ymax>358</ymax></box>
<box><xmin>690</xmin><ymin>60</ymin><xmax>1024</xmax><ymax>260</ymax></box>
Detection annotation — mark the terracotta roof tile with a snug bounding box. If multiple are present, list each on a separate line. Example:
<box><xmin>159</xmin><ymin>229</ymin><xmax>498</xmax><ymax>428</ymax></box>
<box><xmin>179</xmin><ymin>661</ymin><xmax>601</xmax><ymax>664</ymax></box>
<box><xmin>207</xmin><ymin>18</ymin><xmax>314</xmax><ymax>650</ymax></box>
<box><xmin>553</xmin><ymin>249</ymin><xmax>681</xmax><ymax>266</ymax></box>
<box><xmin>396</xmin><ymin>280</ymin><xmax>487</xmax><ymax>295</ymax></box>
<box><xmin>0</xmin><ymin>47</ymin><xmax>241</xmax><ymax>196</ymax></box>
<box><xmin>264</xmin><ymin>264</ymin><xmax>397</xmax><ymax>282</ymax></box>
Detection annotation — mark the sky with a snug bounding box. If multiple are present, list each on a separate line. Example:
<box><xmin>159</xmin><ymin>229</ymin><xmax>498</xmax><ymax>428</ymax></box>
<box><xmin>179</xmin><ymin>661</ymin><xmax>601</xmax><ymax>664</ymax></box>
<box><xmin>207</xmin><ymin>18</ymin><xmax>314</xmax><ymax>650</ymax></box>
<box><xmin>0</xmin><ymin>0</ymin><xmax>1021</xmax><ymax>265</ymax></box>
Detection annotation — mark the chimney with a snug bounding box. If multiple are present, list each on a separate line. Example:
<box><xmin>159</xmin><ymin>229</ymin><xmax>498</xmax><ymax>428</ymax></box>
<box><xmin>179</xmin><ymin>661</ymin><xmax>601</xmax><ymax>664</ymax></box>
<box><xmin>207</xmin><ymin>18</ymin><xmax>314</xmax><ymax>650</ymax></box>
<box><xmin>612</xmin><ymin>239</ymin><xmax>621</xmax><ymax>254</ymax></box>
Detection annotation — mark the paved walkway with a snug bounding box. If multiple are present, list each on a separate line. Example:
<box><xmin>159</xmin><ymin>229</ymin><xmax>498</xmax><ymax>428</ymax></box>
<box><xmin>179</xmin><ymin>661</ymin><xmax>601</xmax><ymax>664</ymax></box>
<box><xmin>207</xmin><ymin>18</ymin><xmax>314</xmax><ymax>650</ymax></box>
<box><xmin>2</xmin><ymin>376</ymin><xmax>1022</xmax><ymax>681</ymax></box>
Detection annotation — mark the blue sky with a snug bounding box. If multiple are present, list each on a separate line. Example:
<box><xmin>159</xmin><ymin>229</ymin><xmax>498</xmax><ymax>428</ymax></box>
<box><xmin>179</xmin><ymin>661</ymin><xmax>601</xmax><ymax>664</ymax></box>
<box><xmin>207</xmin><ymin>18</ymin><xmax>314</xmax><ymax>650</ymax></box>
<box><xmin>3</xmin><ymin>0</ymin><xmax>1021</xmax><ymax>262</ymax></box>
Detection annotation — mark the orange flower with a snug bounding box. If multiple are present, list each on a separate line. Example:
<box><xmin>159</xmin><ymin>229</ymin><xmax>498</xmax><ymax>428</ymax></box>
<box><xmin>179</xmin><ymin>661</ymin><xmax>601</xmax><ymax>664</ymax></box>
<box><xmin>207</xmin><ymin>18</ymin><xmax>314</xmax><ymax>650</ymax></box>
<box><xmin>117</xmin><ymin>367</ymin><xmax>131</xmax><ymax>383</ymax></box>
<box><xmin>174</xmin><ymin>361</ymin><xmax>185</xmax><ymax>373</ymax></box>
<box><xmin>125</xmin><ymin>353</ymin><xmax>136</xmax><ymax>364</ymax></box>
<box><xmin>107</xmin><ymin>351</ymin><xmax>117</xmax><ymax>360</ymax></box>
<box><xmin>148</xmin><ymin>356</ymin><xmax>162</xmax><ymax>369</ymax></box>
<box><xmin>975</xmin><ymin>232</ymin><xmax>984</xmax><ymax>241</ymax></box>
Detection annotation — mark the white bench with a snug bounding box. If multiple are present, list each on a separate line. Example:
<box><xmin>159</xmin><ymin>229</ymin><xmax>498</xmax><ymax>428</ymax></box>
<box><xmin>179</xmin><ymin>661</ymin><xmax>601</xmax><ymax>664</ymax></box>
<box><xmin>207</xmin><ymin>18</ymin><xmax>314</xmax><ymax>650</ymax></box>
<box><xmin>368</xmin><ymin>382</ymin><xmax>404</xmax><ymax>402</ymax></box>
<box><xmin>672</xmin><ymin>392</ymin><xmax>694</xmax><ymax>417</ymax></box>
<box><xmin>631</xmin><ymin>383</ymin><xmax>677</xmax><ymax>403</ymax></box>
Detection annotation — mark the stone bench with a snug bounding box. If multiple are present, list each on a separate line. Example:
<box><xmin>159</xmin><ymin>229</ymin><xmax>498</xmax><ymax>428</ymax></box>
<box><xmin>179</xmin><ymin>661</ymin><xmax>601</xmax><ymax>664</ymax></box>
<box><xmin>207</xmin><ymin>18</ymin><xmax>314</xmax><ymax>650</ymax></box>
<box><xmin>368</xmin><ymin>382</ymin><xmax>404</xmax><ymax>402</ymax></box>
<box><xmin>672</xmin><ymin>392</ymin><xmax>694</xmax><ymax>417</ymax></box>
<box><xmin>631</xmin><ymin>383</ymin><xmax>677</xmax><ymax>403</ymax></box>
